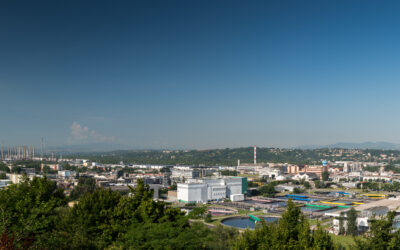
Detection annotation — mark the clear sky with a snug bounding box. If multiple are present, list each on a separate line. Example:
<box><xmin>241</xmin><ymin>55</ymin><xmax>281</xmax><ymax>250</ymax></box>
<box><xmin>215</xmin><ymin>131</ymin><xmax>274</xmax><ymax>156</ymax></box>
<box><xmin>1</xmin><ymin>0</ymin><xmax>400</xmax><ymax>149</ymax></box>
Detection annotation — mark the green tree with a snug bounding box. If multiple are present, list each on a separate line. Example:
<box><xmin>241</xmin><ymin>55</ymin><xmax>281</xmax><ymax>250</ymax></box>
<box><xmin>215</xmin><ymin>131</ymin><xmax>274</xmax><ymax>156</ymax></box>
<box><xmin>322</xmin><ymin>171</ymin><xmax>330</xmax><ymax>181</ymax></box>
<box><xmin>312</xmin><ymin>224</ymin><xmax>334</xmax><ymax>250</ymax></box>
<box><xmin>57</xmin><ymin>178</ymin><xmax>190</xmax><ymax>248</ymax></box>
<box><xmin>11</xmin><ymin>166</ymin><xmax>22</xmax><ymax>174</ymax></box>
<box><xmin>220</xmin><ymin>170</ymin><xmax>238</xmax><ymax>176</ymax></box>
<box><xmin>205</xmin><ymin>212</ymin><xmax>212</xmax><ymax>223</ymax></box>
<box><xmin>292</xmin><ymin>187</ymin><xmax>305</xmax><ymax>194</ymax></box>
<box><xmin>0</xmin><ymin>173</ymin><xmax>7</xmax><ymax>179</ymax></box>
<box><xmin>259</xmin><ymin>183</ymin><xmax>276</xmax><ymax>198</ymax></box>
<box><xmin>0</xmin><ymin>162</ymin><xmax>10</xmax><ymax>173</ymax></box>
<box><xmin>314</xmin><ymin>180</ymin><xmax>324</xmax><ymax>188</ymax></box>
<box><xmin>277</xmin><ymin>199</ymin><xmax>312</xmax><ymax>248</ymax></box>
<box><xmin>208</xmin><ymin>224</ymin><xmax>239</xmax><ymax>250</ymax></box>
<box><xmin>0</xmin><ymin>176</ymin><xmax>66</xmax><ymax>248</ymax></box>
<box><xmin>12</xmin><ymin>160</ymin><xmax>41</xmax><ymax>173</ymax></box>
<box><xmin>42</xmin><ymin>165</ymin><xmax>54</xmax><ymax>174</ymax></box>
<box><xmin>64</xmin><ymin>188</ymin><xmax>124</xmax><ymax>248</ymax></box>
<box><xmin>69</xmin><ymin>177</ymin><xmax>97</xmax><ymax>200</ymax></box>
<box><xmin>347</xmin><ymin>208</ymin><xmax>358</xmax><ymax>236</ymax></box>
<box><xmin>117</xmin><ymin>220</ymin><xmax>217</xmax><ymax>250</ymax></box>
<box><xmin>188</xmin><ymin>206</ymin><xmax>207</xmax><ymax>219</ymax></box>
<box><xmin>339</xmin><ymin>212</ymin><xmax>346</xmax><ymax>235</ymax></box>
<box><xmin>303</xmin><ymin>181</ymin><xmax>311</xmax><ymax>189</ymax></box>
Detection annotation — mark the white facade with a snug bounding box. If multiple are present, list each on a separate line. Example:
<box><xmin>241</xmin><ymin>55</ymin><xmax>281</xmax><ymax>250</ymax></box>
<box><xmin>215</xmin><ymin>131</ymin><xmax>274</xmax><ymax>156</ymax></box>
<box><xmin>58</xmin><ymin>170</ymin><xmax>75</xmax><ymax>178</ymax></box>
<box><xmin>230</xmin><ymin>194</ymin><xmax>245</xmax><ymax>202</ymax></box>
<box><xmin>259</xmin><ymin>167</ymin><xmax>281</xmax><ymax>178</ymax></box>
<box><xmin>177</xmin><ymin>177</ymin><xmax>245</xmax><ymax>203</ymax></box>
<box><xmin>171</xmin><ymin>169</ymin><xmax>200</xmax><ymax>179</ymax></box>
<box><xmin>342</xmin><ymin>182</ymin><xmax>358</xmax><ymax>188</ymax></box>
<box><xmin>177</xmin><ymin>183</ymin><xmax>207</xmax><ymax>203</ymax></box>
<box><xmin>275</xmin><ymin>184</ymin><xmax>300</xmax><ymax>192</ymax></box>
<box><xmin>292</xmin><ymin>173</ymin><xmax>318</xmax><ymax>181</ymax></box>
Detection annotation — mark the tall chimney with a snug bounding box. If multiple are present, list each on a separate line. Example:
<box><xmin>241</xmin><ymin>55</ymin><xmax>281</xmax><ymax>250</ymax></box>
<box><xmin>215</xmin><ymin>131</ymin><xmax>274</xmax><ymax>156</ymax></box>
<box><xmin>254</xmin><ymin>145</ymin><xmax>257</xmax><ymax>164</ymax></box>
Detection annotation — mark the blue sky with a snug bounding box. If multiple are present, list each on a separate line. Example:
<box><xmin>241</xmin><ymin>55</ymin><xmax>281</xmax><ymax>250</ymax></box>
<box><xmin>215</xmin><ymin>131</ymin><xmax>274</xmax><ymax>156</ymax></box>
<box><xmin>1</xmin><ymin>0</ymin><xmax>400</xmax><ymax>149</ymax></box>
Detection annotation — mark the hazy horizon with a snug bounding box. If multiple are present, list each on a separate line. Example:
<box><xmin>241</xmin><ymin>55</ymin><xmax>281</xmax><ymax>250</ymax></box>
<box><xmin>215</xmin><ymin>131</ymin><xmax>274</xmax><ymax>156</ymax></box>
<box><xmin>2</xmin><ymin>1</ymin><xmax>400</xmax><ymax>149</ymax></box>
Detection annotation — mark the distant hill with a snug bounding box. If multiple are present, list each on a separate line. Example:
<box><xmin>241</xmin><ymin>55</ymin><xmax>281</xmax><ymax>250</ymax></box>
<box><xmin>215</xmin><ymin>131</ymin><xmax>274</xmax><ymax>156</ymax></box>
<box><xmin>298</xmin><ymin>141</ymin><xmax>400</xmax><ymax>150</ymax></box>
<box><xmin>46</xmin><ymin>141</ymin><xmax>400</xmax><ymax>154</ymax></box>
<box><xmin>47</xmin><ymin>143</ymin><xmax>132</xmax><ymax>153</ymax></box>
<box><xmin>57</xmin><ymin>145</ymin><xmax>400</xmax><ymax>165</ymax></box>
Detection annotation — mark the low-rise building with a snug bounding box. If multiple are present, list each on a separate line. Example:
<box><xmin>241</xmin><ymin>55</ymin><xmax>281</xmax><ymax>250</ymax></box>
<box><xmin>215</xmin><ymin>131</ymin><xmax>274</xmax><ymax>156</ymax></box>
<box><xmin>259</xmin><ymin>167</ymin><xmax>281</xmax><ymax>179</ymax></box>
<box><xmin>274</xmin><ymin>184</ymin><xmax>301</xmax><ymax>192</ymax></box>
<box><xmin>237</xmin><ymin>163</ymin><xmax>266</xmax><ymax>174</ymax></box>
<box><xmin>58</xmin><ymin>170</ymin><xmax>76</xmax><ymax>178</ymax></box>
<box><xmin>171</xmin><ymin>168</ymin><xmax>200</xmax><ymax>179</ymax></box>
<box><xmin>292</xmin><ymin>173</ymin><xmax>319</xmax><ymax>181</ymax></box>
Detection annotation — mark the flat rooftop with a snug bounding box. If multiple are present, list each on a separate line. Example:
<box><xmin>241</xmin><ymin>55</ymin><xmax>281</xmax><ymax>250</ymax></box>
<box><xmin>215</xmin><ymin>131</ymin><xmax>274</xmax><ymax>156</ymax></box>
<box><xmin>325</xmin><ymin>198</ymin><xmax>400</xmax><ymax>217</ymax></box>
<box><xmin>354</xmin><ymin>198</ymin><xmax>400</xmax><ymax>212</ymax></box>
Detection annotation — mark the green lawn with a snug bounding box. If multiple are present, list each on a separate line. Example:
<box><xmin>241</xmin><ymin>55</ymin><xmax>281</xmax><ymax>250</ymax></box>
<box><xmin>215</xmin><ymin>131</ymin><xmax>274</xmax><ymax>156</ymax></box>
<box><xmin>330</xmin><ymin>235</ymin><xmax>360</xmax><ymax>249</ymax></box>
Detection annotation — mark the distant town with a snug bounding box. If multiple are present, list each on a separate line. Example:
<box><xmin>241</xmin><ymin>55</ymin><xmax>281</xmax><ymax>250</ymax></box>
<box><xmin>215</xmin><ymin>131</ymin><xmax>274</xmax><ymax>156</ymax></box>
<box><xmin>2</xmin><ymin>145</ymin><xmax>400</xmax><ymax>245</ymax></box>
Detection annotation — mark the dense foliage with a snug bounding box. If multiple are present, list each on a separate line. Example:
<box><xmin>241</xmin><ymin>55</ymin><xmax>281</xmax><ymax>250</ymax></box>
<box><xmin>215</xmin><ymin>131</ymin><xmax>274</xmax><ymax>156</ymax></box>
<box><xmin>0</xmin><ymin>177</ymin><xmax>236</xmax><ymax>249</ymax></box>
<box><xmin>69</xmin><ymin>177</ymin><xmax>97</xmax><ymax>200</ymax></box>
<box><xmin>11</xmin><ymin>160</ymin><xmax>41</xmax><ymax>172</ymax></box>
<box><xmin>2</xmin><ymin>177</ymin><xmax>399</xmax><ymax>249</ymax></box>
<box><xmin>0</xmin><ymin>175</ymin><xmax>66</xmax><ymax>248</ymax></box>
<box><xmin>361</xmin><ymin>181</ymin><xmax>400</xmax><ymax>192</ymax></box>
<box><xmin>69</xmin><ymin>148</ymin><xmax>337</xmax><ymax>165</ymax></box>
<box><xmin>0</xmin><ymin>162</ymin><xmax>10</xmax><ymax>173</ymax></box>
<box><xmin>259</xmin><ymin>183</ymin><xmax>277</xmax><ymax>198</ymax></box>
<box><xmin>346</xmin><ymin>208</ymin><xmax>358</xmax><ymax>236</ymax></box>
<box><xmin>220</xmin><ymin>170</ymin><xmax>238</xmax><ymax>176</ymax></box>
<box><xmin>322</xmin><ymin>171</ymin><xmax>330</xmax><ymax>181</ymax></box>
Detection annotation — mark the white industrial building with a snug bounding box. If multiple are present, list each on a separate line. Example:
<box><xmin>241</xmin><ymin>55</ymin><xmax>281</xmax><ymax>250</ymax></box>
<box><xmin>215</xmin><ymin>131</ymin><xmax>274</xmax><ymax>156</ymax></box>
<box><xmin>259</xmin><ymin>167</ymin><xmax>282</xmax><ymax>179</ymax></box>
<box><xmin>171</xmin><ymin>168</ymin><xmax>200</xmax><ymax>179</ymax></box>
<box><xmin>177</xmin><ymin>177</ymin><xmax>247</xmax><ymax>203</ymax></box>
<box><xmin>58</xmin><ymin>170</ymin><xmax>76</xmax><ymax>178</ymax></box>
<box><xmin>292</xmin><ymin>173</ymin><xmax>319</xmax><ymax>181</ymax></box>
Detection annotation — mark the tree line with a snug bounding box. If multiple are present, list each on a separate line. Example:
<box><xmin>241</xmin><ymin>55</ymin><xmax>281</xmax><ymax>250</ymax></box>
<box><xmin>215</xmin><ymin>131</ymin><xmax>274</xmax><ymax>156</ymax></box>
<box><xmin>1</xmin><ymin>176</ymin><xmax>400</xmax><ymax>249</ymax></box>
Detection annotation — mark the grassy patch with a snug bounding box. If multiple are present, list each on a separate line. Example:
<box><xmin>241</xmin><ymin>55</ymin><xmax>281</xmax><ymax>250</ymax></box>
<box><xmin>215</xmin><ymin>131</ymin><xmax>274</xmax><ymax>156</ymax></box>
<box><xmin>330</xmin><ymin>235</ymin><xmax>359</xmax><ymax>249</ymax></box>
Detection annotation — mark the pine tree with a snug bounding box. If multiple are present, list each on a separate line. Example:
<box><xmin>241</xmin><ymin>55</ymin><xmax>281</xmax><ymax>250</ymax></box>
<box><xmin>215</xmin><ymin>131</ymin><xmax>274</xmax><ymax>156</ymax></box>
<box><xmin>347</xmin><ymin>208</ymin><xmax>358</xmax><ymax>236</ymax></box>
<box><xmin>339</xmin><ymin>212</ymin><xmax>345</xmax><ymax>235</ymax></box>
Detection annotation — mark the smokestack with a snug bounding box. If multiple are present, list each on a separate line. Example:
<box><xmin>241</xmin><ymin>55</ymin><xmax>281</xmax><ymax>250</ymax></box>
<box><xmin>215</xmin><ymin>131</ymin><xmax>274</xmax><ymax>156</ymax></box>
<box><xmin>254</xmin><ymin>145</ymin><xmax>257</xmax><ymax>164</ymax></box>
<box><xmin>41</xmin><ymin>137</ymin><xmax>44</xmax><ymax>160</ymax></box>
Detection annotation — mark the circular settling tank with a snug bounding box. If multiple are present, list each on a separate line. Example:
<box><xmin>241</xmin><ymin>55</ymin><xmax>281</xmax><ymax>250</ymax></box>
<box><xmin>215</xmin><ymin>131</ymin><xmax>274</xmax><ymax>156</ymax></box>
<box><xmin>221</xmin><ymin>216</ymin><xmax>278</xmax><ymax>229</ymax></box>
